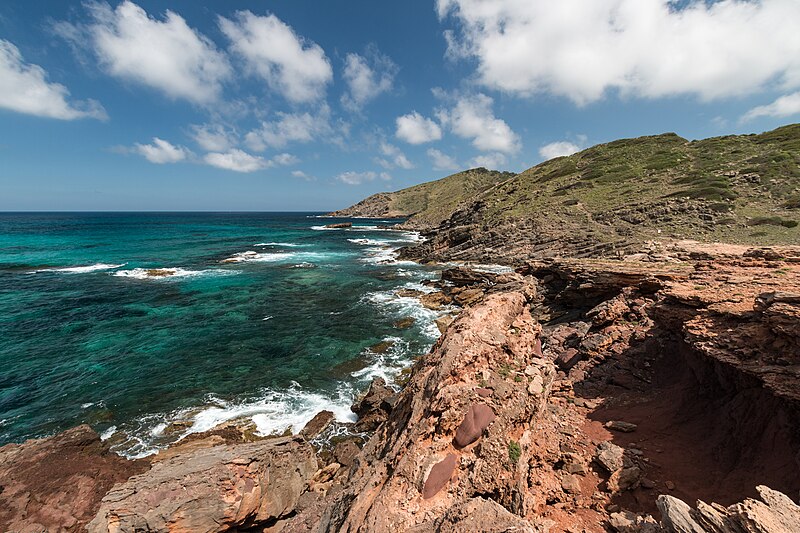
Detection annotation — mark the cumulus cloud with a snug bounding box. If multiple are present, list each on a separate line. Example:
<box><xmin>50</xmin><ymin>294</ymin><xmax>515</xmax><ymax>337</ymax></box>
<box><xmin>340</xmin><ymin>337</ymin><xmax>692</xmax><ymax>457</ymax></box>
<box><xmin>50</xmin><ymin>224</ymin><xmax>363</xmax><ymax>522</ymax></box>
<box><xmin>134</xmin><ymin>137</ymin><xmax>191</xmax><ymax>163</ymax></box>
<box><xmin>220</xmin><ymin>11</ymin><xmax>332</xmax><ymax>103</ymax></box>
<box><xmin>245</xmin><ymin>107</ymin><xmax>331</xmax><ymax>151</ymax></box>
<box><xmin>375</xmin><ymin>141</ymin><xmax>414</xmax><ymax>170</ymax></box>
<box><xmin>742</xmin><ymin>92</ymin><xmax>800</xmax><ymax>122</ymax></box>
<box><xmin>539</xmin><ymin>141</ymin><xmax>581</xmax><ymax>160</ymax></box>
<box><xmin>471</xmin><ymin>152</ymin><xmax>506</xmax><ymax>169</ymax></box>
<box><xmin>59</xmin><ymin>1</ymin><xmax>231</xmax><ymax>104</ymax></box>
<box><xmin>204</xmin><ymin>149</ymin><xmax>268</xmax><ymax>172</ymax></box>
<box><xmin>335</xmin><ymin>171</ymin><xmax>392</xmax><ymax>185</ymax></box>
<box><xmin>0</xmin><ymin>40</ymin><xmax>106</xmax><ymax>120</ymax></box>
<box><xmin>190</xmin><ymin>123</ymin><xmax>236</xmax><ymax>152</ymax></box>
<box><xmin>341</xmin><ymin>46</ymin><xmax>398</xmax><ymax>111</ymax></box>
<box><xmin>395</xmin><ymin>112</ymin><xmax>442</xmax><ymax>144</ymax></box>
<box><xmin>427</xmin><ymin>148</ymin><xmax>459</xmax><ymax>171</ymax></box>
<box><xmin>438</xmin><ymin>0</ymin><xmax>800</xmax><ymax>105</ymax></box>
<box><xmin>272</xmin><ymin>152</ymin><xmax>300</xmax><ymax>166</ymax></box>
<box><xmin>439</xmin><ymin>93</ymin><xmax>520</xmax><ymax>153</ymax></box>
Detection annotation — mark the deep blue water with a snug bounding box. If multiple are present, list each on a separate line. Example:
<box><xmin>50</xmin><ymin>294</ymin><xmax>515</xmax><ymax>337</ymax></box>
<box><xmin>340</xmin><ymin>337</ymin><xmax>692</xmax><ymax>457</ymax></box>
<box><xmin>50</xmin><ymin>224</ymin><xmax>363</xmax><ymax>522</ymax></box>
<box><xmin>0</xmin><ymin>212</ymin><xmax>441</xmax><ymax>457</ymax></box>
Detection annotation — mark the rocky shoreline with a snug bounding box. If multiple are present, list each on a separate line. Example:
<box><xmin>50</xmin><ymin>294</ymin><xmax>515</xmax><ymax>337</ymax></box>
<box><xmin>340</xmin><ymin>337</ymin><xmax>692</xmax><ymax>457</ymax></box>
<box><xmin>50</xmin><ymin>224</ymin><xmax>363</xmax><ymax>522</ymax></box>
<box><xmin>3</xmin><ymin>241</ymin><xmax>800</xmax><ymax>532</ymax></box>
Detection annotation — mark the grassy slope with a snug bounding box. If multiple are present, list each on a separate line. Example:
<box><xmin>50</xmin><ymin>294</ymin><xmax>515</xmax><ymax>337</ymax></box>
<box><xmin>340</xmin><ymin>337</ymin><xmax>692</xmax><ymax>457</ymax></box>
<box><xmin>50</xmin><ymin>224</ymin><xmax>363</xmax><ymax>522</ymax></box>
<box><xmin>472</xmin><ymin>124</ymin><xmax>800</xmax><ymax>246</ymax></box>
<box><xmin>329</xmin><ymin>168</ymin><xmax>514</xmax><ymax>228</ymax></box>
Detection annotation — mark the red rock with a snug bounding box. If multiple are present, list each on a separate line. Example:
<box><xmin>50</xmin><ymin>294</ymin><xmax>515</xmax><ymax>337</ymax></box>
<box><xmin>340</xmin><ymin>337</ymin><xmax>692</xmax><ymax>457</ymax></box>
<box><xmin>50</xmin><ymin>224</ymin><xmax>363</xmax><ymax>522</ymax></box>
<box><xmin>476</xmin><ymin>387</ymin><xmax>493</xmax><ymax>397</ymax></box>
<box><xmin>453</xmin><ymin>403</ymin><xmax>496</xmax><ymax>448</ymax></box>
<box><xmin>556</xmin><ymin>348</ymin><xmax>582</xmax><ymax>371</ymax></box>
<box><xmin>422</xmin><ymin>454</ymin><xmax>458</xmax><ymax>499</ymax></box>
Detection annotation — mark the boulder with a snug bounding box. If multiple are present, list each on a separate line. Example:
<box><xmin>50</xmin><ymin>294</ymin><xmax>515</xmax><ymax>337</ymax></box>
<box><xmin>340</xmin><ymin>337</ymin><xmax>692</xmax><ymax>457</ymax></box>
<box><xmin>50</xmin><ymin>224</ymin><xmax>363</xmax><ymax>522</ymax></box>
<box><xmin>351</xmin><ymin>377</ymin><xmax>395</xmax><ymax>432</ymax></box>
<box><xmin>594</xmin><ymin>441</ymin><xmax>625</xmax><ymax>473</ymax></box>
<box><xmin>605</xmin><ymin>420</ymin><xmax>638</xmax><ymax>433</ymax></box>
<box><xmin>301</xmin><ymin>410</ymin><xmax>335</xmax><ymax>440</ymax></box>
<box><xmin>422</xmin><ymin>454</ymin><xmax>458</xmax><ymax>499</ymax></box>
<box><xmin>453</xmin><ymin>403</ymin><xmax>496</xmax><ymax>448</ymax></box>
<box><xmin>87</xmin><ymin>436</ymin><xmax>317</xmax><ymax>533</ymax></box>
<box><xmin>324</xmin><ymin>222</ymin><xmax>352</xmax><ymax>228</ymax></box>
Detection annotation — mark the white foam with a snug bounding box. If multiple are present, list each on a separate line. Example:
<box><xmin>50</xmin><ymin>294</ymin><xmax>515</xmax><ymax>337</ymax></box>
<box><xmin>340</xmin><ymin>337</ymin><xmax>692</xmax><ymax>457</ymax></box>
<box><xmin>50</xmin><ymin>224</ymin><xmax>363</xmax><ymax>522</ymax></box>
<box><xmin>222</xmin><ymin>251</ymin><xmax>294</xmax><ymax>263</ymax></box>
<box><xmin>113</xmin><ymin>268</ymin><xmax>232</xmax><ymax>280</ymax></box>
<box><xmin>262</xmin><ymin>315</ymin><xmax>273</xmax><ymax>321</ymax></box>
<box><xmin>351</xmin><ymin>336</ymin><xmax>412</xmax><ymax>384</ymax></box>
<box><xmin>100</xmin><ymin>425</ymin><xmax>117</xmax><ymax>441</ymax></box>
<box><xmin>254</xmin><ymin>242</ymin><xmax>302</xmax><ymax>247</ymax></box>
<box><xmin>81</xmin><ymin>402</ymin><xmax>94</xmax><ymax>409</ymax></box>
<box><xmin>187</xmin><ymin>385</ymin><xmax>357</xmax><ymax>439</ymax></box>
<box><xmin>364</xmin><ymin>286</ymin><xmax>444</xmax><ymax>341</ymax></box>
<box><xmin>33</xmin><ymin>263</ymin><xmax>126</xmax><ymax>274</ymax></box>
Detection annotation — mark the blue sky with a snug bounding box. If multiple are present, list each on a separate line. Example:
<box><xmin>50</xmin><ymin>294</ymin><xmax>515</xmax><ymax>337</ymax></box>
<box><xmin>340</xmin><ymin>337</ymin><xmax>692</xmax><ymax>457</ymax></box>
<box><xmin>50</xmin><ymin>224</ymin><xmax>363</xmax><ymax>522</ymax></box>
<box><xmin>1</xmin><ymin>0</ymin><xmax>799</xmax><ymax>211</ymax></box>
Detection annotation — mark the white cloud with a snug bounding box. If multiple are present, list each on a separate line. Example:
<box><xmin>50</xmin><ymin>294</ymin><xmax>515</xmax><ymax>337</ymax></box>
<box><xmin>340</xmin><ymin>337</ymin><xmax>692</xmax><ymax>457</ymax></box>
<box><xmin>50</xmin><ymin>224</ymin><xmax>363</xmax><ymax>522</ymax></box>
<box><xmin>0</xmin><ymin>40</ymin><xmax>106</xmax><ymax>120</ymax></box>
<box><xmin>395</xmin><ymin>112</ymin><xmax>442</xmax><ymax>144</ymax></box>
<box><xmin>471</xmin><ymin>152</ymin><xmax>506</xmax><ymax>169</ymax></box>
<box><xmin>341</xmin><ymin>46</ymin><xmax>398</xmax><ymax>111</ymax></box>
<box><xmin>539</xmin><ymin>141</ymin><xmax>580</xmax><ymax>160</ymax></box>
<box><xmin>245</xmin><ymin>107</ymin><xmax>331</xmax><ymax>151</ymax></box>
<box><xmin>438</xmin><ymin>0</ymin><xmax>800</xmax><ymax>105</ymax></box>
<box><xmin>439</xmin><ymin>93</ymin><xmax>520</xmax><ymax>153</ymax></box>
<box><xmin>742</xmin><ymin>92</ymin><xmax>800</xmax><ymax>122</ymax></box>
<box><xmin>68</xmin><ymin>1</ymin><xmax>231</xmax><ymax>104</ymax></box>
<box><xmin>272</xmin><ymin>152</ymin><xmax>299</xmax><ymax>166</ymax></box>
<box><xmin>204</xmin><ymin>149</ymin><xmax>268</xmax><ymax>172</ymax></box>
<box><xmin>220</xmin><ymin>11</ymin><xmax>332</xmax><ymax>103</ymax></box>
<box><xmin>291</xmin><ymin>170</ymin><xmax>315</xmax><ymax>181</ymax></box>
<box><xmin>427</xmin><ymin>148</ymin><xmax>459</xmax><ymax>171</ymax></box>
<box><xmin>190</xmin><ymin>123</ymin><xmax>236</xmax><ymax>151</ymax></box>
<box><xmin>376</xmin><ymin>142</ymin><xmax>414</xmax><ymax>170</ymax></box>
<box><xmin>335</xmin><ymin>171</ymin><xmax>392</xmax><ymax>185</ymax></box>
<box><xmin>134</xmin><ymin>137</ymin><xmax>190</xmax><ymax>163</ymax></box>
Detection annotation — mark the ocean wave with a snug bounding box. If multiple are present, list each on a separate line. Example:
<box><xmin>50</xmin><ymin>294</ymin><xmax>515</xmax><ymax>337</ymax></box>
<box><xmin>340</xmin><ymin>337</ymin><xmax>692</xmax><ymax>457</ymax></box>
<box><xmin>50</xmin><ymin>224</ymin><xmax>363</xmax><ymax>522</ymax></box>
<box><xmin>254</xmin><ymin>242</ymin><xmax>302</xmax><ymax>247</ymax></box>
<box><xmin>351</xmin><ymin>336</ymin><xmax>413</xmax><ymax>383</ymax></box>
<box><xmin>31</xmin><ymin>263</ymin><xmax>126</xmax><ymax>274</ymax></box>
<box><xmin>113</xmin><ymin>268</ymin><xmax>234</xmax><ymax>280</ymax></box>
<box><xmin>221</xmin><ymin>251</ymin><xmax>295</xmax><ymax>263</ymax></box>
<box><xmin>112</xmin><ymin>384</ymin><xmax>358</xmax><ymax>458</ymax></box>
<box><xmin>364</xmin><ymin>284</ymin><xmax>444</xmax><ymax>341</ymax></box>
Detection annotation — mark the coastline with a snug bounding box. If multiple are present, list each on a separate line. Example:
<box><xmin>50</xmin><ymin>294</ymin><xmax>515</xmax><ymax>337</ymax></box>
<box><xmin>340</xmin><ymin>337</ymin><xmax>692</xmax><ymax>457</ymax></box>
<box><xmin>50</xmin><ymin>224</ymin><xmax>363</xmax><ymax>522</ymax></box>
<box><xmin>3</xmin><ymin>221</ymin><xmax>800</xmax><ymax>531</ymax></box>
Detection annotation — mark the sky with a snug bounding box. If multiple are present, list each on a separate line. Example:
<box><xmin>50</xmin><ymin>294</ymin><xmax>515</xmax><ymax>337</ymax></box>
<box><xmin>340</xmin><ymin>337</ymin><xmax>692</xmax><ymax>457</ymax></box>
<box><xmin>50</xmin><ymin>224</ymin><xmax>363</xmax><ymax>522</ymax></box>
<box><xmin>1</xmin><ymin>0</ymin><xmax>799</xmax><ymax>211</ymax></box>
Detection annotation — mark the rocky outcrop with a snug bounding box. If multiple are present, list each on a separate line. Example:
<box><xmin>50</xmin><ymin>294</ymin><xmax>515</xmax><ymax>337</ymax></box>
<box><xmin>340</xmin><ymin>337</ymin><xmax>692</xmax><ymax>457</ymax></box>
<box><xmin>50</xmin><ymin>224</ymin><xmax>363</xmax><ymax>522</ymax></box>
<box><xmin>87</xmin><ymin>436</ymin><xmax>317</xmax><ymax>533</ymax></box>
<box><xmin>306</xmin><ymin>291</ymin><xmax>555</xmax><ymax>532</ymax></box>
<box><xmin>0</xmin><ymin>425</ymin><xmax>146</xmax><ymax>533</ymax></box>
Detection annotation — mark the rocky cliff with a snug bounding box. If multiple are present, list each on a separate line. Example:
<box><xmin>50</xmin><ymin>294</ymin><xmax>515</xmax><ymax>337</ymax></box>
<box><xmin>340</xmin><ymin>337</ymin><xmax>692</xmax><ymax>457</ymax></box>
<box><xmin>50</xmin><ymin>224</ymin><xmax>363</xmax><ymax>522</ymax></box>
<box><xmin>5</xmin><ymin>244</ymin><xmax>798</xmax><ymax>532</ymax></box>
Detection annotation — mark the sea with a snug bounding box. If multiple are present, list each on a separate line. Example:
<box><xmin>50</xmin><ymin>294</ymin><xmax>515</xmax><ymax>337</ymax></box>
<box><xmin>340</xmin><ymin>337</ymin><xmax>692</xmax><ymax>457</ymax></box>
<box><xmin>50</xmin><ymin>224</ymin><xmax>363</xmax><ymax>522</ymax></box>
<box><xmin>0</xmin><ymin>212</ymin><xmax>444</xmax><ymax>458</ymax></box>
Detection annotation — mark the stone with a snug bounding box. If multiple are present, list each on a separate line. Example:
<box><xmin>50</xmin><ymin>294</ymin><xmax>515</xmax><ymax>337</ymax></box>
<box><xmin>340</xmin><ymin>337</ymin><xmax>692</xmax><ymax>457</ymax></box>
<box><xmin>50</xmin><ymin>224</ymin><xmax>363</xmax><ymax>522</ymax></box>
<box><xmin>351</xmin><ymin>377</ymin><xmax>394</xmax><ymax>432</ymax></box>
<box><xmin>605</xmin><ymin>420</ymin><xmax>638</xmax><ymax>433</ymax></box>
<box><xmin>300</xmin><ymin>410</ymin><xmax>335</xmax><ymax>439</ymax></box>
<box><xmin>420</xmin><ymin>291</ymin><xmax>452</xmax><ymax>310</ymax></box>
<box><xmin>595</xmin><ymin>441</ymin><xmax>625</xmax><ymax>473</ymax></box>
<box><xmin>87</xmin><ymin>436</ymin><xmax>317</xmax><ymax>533</ymax></box>
<box><xmin>561</xmin><ymin>474</ymin><xmax>582</xmax><ymax>494</ymax></box>
<box><xmin>435</xmin><ymin>315</ymin><xmax>455</xmax><ymax>334</ymax></box>
<box><xmin>422</xmin><ymin>454</ymin><xmax>458</xmax><ymax>499</ymax></box>
<box><xmin>657</xmin><ymin>495</ymin><xmax>706</xmax><ymax>533</ymax></box>
<box><xmin>528</xmin><ymin>374</ymin><xmax>544</xmax><ymax>396</ymax></box>
<box><xmin>556</xmin><ymin>348</ymin><xmax>582</xmax><ymax>371</ymax></box>
<box><xmin>454</xmin><ymin>287</ymin><xmax>485</xmax><ymax>307</ymax></box>
<box><xmin>324</xmin><ymin>222</ymin><xmax>352</xmax><ymax>228</ymax></box>
<box><xmin>393</xmin><ymin>317</ymin><xmax>416</xmax><ymax>329</ymax></box>
<box><xmin>476</xmin><ymin>387</ymin><xmax>493</xmax><ymax>397</ymax></box>
<box><xmin>453</xmin><ymin>403</ymin><xmax>496</xmax><ymax>448</ymax></box>
<box><xmin>333</xmin><ymin>440</ymin><xmax>361</xmax><ymax>468</ymax></box>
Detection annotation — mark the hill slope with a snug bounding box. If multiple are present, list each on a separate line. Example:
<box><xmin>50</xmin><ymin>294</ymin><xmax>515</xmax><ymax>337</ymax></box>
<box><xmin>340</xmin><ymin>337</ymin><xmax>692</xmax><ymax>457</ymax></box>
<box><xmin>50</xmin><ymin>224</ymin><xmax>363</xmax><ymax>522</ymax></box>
<box><xmin>398</xmin><ymin>124</ymin><xmax>800</xmax><ymax>263</ymax></box>
<box><xmin>327</xmin><ymin>167</ymin><xmax>514</xmax><ymax>229</ymax></box>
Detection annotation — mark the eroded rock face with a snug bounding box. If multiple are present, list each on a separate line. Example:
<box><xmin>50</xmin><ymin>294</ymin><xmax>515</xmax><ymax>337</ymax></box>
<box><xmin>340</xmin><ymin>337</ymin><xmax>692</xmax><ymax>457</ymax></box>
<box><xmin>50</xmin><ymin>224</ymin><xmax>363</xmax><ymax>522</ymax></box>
<box><xmin>311</xmin><ymin>292</ymin><xmax>554</xmax><ymax>532</ymax></box>
<box><xmin>657</xmin><ymin>485</ymin><xmax>800</xmax><ymax>533</ymax></box>
<box><xmin>0</xmin><ymin>425</ymin><xmax>146</xmax><ymax>533</ymax></box>
<box><xmin>86</xmin><ymin>436</ymin><xmax>317</xmax><ymax>533</ymax></box>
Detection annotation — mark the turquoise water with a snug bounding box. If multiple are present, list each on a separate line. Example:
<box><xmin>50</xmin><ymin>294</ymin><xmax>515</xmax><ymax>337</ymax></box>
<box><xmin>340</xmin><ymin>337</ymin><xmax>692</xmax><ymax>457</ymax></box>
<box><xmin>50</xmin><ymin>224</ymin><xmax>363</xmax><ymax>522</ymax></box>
<box><xmin>0</xmin><ymin>213</ymin><xmax>441</xmax><ymax>457</ymax></box>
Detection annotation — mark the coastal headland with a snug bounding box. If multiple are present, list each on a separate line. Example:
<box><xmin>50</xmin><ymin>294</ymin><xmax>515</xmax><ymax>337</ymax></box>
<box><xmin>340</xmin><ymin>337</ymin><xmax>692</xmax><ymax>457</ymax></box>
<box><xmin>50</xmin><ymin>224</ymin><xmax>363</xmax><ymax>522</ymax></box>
<box><xmin>2</xmin><ymin>126</ymin><xmax>800</xmax><ymax>532</ymax></box>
